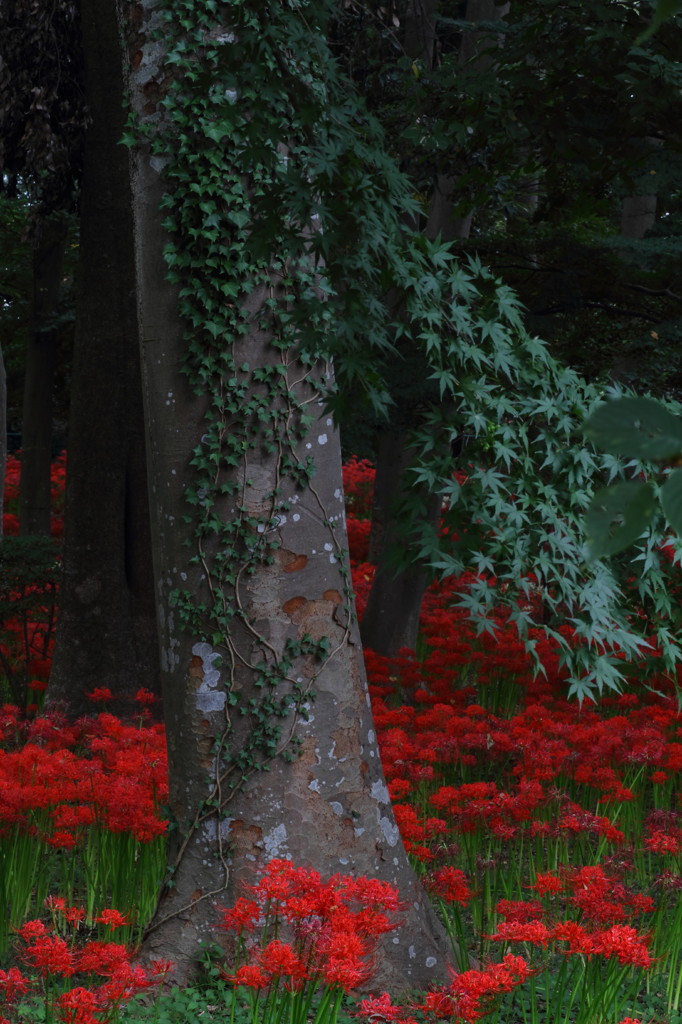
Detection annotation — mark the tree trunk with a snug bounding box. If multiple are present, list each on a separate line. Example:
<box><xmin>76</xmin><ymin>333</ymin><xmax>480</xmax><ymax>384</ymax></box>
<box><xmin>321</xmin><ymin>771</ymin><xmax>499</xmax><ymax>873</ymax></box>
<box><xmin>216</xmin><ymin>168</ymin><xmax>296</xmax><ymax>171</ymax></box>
<box><xmin>19</xmin><ymin>215</ymin><xmax>66</xmax><ymax>536</ymax></box>
<box><xmin>0</xmin><ymin>343</ymin><xmax>5</xmax><ymax>534</ymax></box>
<box><xmin>46</xmin><ymin>0</ymin><xmax>160</xmax><ymax>716</ymax></box>
<box><xmin>621</xmin><ymin>194</ymin><xmax>657</xmax><ymax>239</ymax></box>
<box><xmin>123</xmin><ymin>0</ymin><xmax>451</xmax><ymax>989</ymax></box>
<box><xmin>361</xmin><ymin>429</ymin><xmax>439</xmax><ymax>656</ymax></box>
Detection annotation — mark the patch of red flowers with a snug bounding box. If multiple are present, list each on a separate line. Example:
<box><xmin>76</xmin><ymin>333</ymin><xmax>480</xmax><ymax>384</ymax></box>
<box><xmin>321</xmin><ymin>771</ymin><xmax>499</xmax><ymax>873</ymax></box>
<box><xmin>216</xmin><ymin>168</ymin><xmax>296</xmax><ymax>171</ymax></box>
<box><xmin>0</xmin><ymin>898</ymin><xmax>171</xmax><ymax>1024</ymax></box>
<box><xmin>221</xmin><ymin>858</ymin><xmax>403</xmax><ymax>995</ymax></box>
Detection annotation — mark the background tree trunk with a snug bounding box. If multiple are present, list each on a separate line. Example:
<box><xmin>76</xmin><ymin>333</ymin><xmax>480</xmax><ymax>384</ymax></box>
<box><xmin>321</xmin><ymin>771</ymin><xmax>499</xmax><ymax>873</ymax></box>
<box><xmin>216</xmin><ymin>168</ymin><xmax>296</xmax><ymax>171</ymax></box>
<box><xmin>0</xmin><ymin>344</ymin><xmax>5</xmax><ymax>533</ymax></box>
<box><xmin>46</xmin><ymin>0</ymin><xmax>159</xmax><ymax>716</ymax></box>
<box><xmin>361</xmin><ymin>428</ymin><xmax>439</xmax><ymax>656</ymax></box>
<box><xmin>621</xmin><ymin>194</ymin><xmax>657</xmax><ymax>239</ymax></box>
<box><xmin>19</xmin><ymin>216</ymin><xmax>67</xmax><ymax>536</ymax></box>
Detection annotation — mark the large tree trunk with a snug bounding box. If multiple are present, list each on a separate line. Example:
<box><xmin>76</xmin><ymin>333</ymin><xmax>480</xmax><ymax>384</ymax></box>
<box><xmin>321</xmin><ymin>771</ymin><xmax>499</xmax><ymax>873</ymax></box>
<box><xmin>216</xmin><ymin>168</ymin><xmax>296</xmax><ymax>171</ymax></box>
<box><xmin>46</xmin><ymin>0</ymin><xmax>159</xmax><ymax>716</ymax></box>
<box><xmin>123</xmin><ymin>0</ymin><xmax>451</xmax><ymax>990</ymax></box>
<box><xmin>19</xmin><ymin>215</ymin><xmax>67</xmax><ymax>536</ymax></box>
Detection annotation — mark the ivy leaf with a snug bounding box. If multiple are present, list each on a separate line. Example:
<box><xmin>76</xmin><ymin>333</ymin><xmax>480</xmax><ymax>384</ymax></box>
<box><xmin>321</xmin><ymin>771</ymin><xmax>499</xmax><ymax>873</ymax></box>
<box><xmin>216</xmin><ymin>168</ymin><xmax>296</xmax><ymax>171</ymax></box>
<box><xmin>584</xmin><ymin>396</ymin><xmax>682</xmax><ymax>461</ymax></box>
<box><xmin>227</xmin><ymin>210</ymin><xmax>250</xmax><ymax>229</ymax></box>
<box><xmin>204</xmin><ymin>122</ymin><xmax>230</xmax><ymax>143</ymax></box>
<box><xmin>660</xmin><ymin>468</ymin><xmax>682</xmax><ymax>536</ymax></box>
<box><xmin>585</xmin><ymin>480</ymin><xmax>657</xmax><ymax>559</ymax></box>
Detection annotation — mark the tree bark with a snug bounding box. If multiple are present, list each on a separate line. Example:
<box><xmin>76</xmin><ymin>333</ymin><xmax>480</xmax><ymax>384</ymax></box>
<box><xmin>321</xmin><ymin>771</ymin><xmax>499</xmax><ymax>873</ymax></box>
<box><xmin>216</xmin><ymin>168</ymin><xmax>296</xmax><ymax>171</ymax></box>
<box><xmin>361</xmin><ymin>429</ymin><xmax>439</xmax><ymax>656</ymax></box>
<box><xmin>46</xmin><ymin>0</ymin><xmax>159</xmax><ymax>716</ymax></box>
<box><xmin>0</xmin><ymin>343</ymin><xmax>5</xmax><ymax>534</ymax></box>
<box><xmin>123</xmin><ymin>1</ymin><xmax>451</xmax><ymax>989</ymax></box>
<box><xmin>621</xmin><ymin>194</ymin><xmax>657</xmax><ymax>239</ymax></box>
<box><xmin>19</xmin><ymin>215</ymin><xmax>67</xmax><ymax>536</ymax></box>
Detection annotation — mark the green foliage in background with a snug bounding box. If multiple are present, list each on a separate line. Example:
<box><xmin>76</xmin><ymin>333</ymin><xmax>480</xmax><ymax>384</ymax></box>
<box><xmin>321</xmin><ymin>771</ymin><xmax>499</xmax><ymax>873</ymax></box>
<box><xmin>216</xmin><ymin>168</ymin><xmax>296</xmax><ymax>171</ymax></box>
<box><xmin>584</xmin><ymin>395</ymin><xmax>682</xmax><ymax>556</ymax></box>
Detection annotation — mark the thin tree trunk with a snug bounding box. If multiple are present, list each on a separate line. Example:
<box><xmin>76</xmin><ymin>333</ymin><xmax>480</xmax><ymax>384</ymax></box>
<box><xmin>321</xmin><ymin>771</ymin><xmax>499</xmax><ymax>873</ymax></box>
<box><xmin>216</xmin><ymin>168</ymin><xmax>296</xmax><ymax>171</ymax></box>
<box><xmin>19</xmin><ymin>215</ymin><xmax>67</xmax><ymax>536</ymax></box>
<box><xmin>47</xmin><ymin>0</ymin><xmax>160</xmax><ymax>716</ymax></box>
<box><xmin>361</xmin><ymin>429</ymin><xmax>439</xmax><ymax>656</ymax></box>
<box><xmin>0</xmin><ymin>344</ymin><xmax>5</xmax><ymax>535</ymax></box>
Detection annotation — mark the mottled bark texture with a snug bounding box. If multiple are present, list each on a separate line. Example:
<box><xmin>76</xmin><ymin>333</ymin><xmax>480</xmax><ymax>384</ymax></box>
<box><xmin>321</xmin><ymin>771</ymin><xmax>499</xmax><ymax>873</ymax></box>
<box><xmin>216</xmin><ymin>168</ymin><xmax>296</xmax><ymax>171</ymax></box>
<box><xmin>47</xmin><ymin>0</ymin><xmax>159</xmax><ymax>716</ymax></box>
<box><xmin>124</xmin><ymin>0</ymin><xmax>451</xmax><ymax>990</ymax></box>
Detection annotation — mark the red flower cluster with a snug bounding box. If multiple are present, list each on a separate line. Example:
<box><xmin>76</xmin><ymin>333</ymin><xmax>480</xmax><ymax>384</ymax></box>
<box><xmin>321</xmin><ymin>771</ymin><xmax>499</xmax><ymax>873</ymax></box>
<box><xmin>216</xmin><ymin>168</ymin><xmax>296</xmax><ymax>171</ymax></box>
<box><xmin>415</xmin><ymin>954</ymin><xmax>535</xmax><ymax>1022</ymax></box>
<box><xmin>221</xmin><ymin>859</ymin><xmax>403</xmax><ymax>994</ymax></box>
<box><xmin>2</xmin><ymin>453</ymin><xmax>65</xmax><ymax>540</ymax></box>
<box><xmin>0</xmin><ymin>707</ymin><xmax>168</xmax><ymax>944</ymax></box>
<box><xmin>0</xmin><ymin>711</ymin><xmax>168</xmax><ymax>846</ymax></box>
<box><xmin>0</xmin><ymin>900</ymin><xmax>171</xmax><ymax>1024</ymax></box>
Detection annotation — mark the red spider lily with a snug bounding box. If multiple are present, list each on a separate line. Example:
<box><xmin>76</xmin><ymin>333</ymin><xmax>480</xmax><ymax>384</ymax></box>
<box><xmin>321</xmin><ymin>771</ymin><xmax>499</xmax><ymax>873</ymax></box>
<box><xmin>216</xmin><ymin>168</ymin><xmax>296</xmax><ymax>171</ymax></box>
<box><xmin>221</xmin><ymin>860</ymin><xmax>405</xmax><ymax>1002</ymax></box>
<box><xmin>222</xmin><ymin>898</ymin><xmax>261</xmax><ymax>934</ymax></box>
<box><xmin>134</xmin><ymin>689</ymin><xmax>156</xmax><ymax>707</ymax></box>
<box><xmin>551</xmin><ymin>920</ymin><xmax>597</xmax><ymax>957</ymax></box>
<box><xmin>86</xmin><ymin>689</ymin><xmax>113</xmax><ymax>704</ymax></box>
<box><xmin>258</xmin><ymin>939</ymin><xmax>307</xmax><ymax>983</ymax></box>
<box><xmin>417</xmin><ymin>990</ymin><xmax>456</xmax><ymax>1019</ymax></box>
<box><xmin>320</xmin><ymin>957</ymin><xmax>371</xmax><ymax>990</ymax></box>
<box><xmin>223</xmin><ymin>964</ymin><xmax>269</xmax><ymax>989</ymax></box>
<box><xmin>0</xmin><ymin>968</ymin><xmax>31</xmax><ymax>1003</ymax></box>
<box><xmin>337</xmin><ymin>874</ymin><xmax>404</xmax><ymax>914</ymax></box>
<box><xmin>488</xmin><ymin>919</ymin><xmax>553</xmax><ymax>946</ymax></box>
<box><xmin>16</xmin><ymin>921</ymin><xmax>47</xmax><ymax>941</ymax></box>
<box><xmin>565</xmin><ymin>865</ymin><xmax>654</xmax><ymax>926</ymax></box>
<box><xmin>55</xmin><ymin>987</ymin><xmax>100</xmax><ymax>1024</ymax></box>
<box><xmin>94</xmin><ymin>962</ymin><xmax>156</xmax><ymax>1001</ymax></box>
<box><xmin>531</xmin><ymin>871</ymin><xmax>564</xmax><ymax>896</ymax></box>
<box><xmin>356</xmin><ymin>992</ymin><xmax>419</xmax><ymax>1024</ymax></box>
<box><xmin>342</xmin><ymin>457</ymin><xmax>375</xmax><ymax>520</ymax></box>
<box><xmin>75</xmin><ymin>941</ymin><xmax>130</xmax><ymax>976</ymax></box>
<box><xmin>592</xmin><ymin>926</ymin><xmax>654</xmax><ymax>969</ymax></box>
<box><xmin>495</xmin><ymin>899</ymin><xmax>545</xmax><ymax>924</ymax></box>
<box><xmin>426</xmin><ymin>866</ymin><xmax>472</xmax><ymax>906</ymax></box>
<box><xmin>447</xmin><ymin>954</ymin><xmax>536</xmax><ymax>1022</ymax></box>
<box><xmin>21</xmin><ymin>935</ymin><xmax>76</xmax><ymax>976</ymax></box>
<box><xmin>93</xmin><ymin>911</ymin><xmax>130</xmax><ymax>929</ymax></box>
<box><xmin>646</xmin><ymin>829</ymin><xmax>681</xmax><ymax>854</ymax></box>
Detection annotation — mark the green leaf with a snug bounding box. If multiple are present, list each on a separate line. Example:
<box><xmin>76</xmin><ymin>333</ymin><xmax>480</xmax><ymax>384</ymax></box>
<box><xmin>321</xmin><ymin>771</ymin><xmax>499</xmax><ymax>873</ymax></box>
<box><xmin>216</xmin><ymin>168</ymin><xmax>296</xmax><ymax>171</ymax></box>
<box><xmin>635</xmin><ymin>0</ymin><xmax>682</xmax><ymax>44</ymax></box>
<box><xmin>584</xmin><ymin>397</ymin><xmax>682</xmax><ymax>461</ymax></box>
<box><xmin>227</xmin><ymin>209</ymin><xmax>250</xmax><ymax>229</ymax></box>
<box><xmin>660</xmin><ymin>468</ymin><xmax>682</xmax><ymax>536</ymax></box>
<box><xmin>203</xmin><ymin>123</ymin><xmax>230</xmax><ymax>143</ymax></box>
<box><xmin>585</xmin><ymin>481</ymin><xmax>657</xmax><ymax>559</ymax></box>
